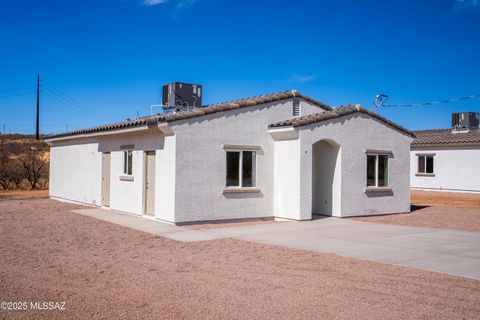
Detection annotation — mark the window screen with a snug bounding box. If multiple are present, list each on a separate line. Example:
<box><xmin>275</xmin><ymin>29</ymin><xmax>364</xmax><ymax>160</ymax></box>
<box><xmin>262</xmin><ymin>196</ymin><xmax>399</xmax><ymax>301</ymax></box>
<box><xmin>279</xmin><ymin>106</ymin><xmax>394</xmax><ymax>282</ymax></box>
<box><xmin>366</xmin><ymin>155</ymin><xmax>376</xmax><ymax>187</ymax></box>
<box><xmin>426</xmin><ymin>156</ymin><xmax>434</xmax><ymax>173</ymax></box>
<box><xmin>226</xmin><ymin>151</ymin><xmax>240</xmax><ymax>187</ymax></box>
<box><xmin>242</xmin><ymin>151</ymin><xmax>256</xmax><ymax>187</ymax></box>
<box><xmin>378</xmin><ymin>155</ymin><xmax>388</xmax><ymax>187</ymax></box>
<box><xmin>418</xmin><ymin>155</ymin><xmax>425</xmax><ymax>173</ymax></box>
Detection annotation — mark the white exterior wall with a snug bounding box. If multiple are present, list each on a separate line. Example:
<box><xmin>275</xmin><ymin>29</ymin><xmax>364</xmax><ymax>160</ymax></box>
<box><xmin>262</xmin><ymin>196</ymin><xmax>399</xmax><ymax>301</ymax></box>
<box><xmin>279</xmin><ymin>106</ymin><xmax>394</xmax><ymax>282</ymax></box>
<box><xmin>273</xmin><ymin>138</ymin><xmax>301</xmax><ymax>220</ymax></box>
<box><xmin>298</xmin><ymin>113</ymin><xmax>412</xmax><ymax>218</ymax></box>
<box><xmin>49</xmin><ymin>129</ymin><xmax>176</xmax><ymax>220</ymax></box>
<box><xmin>410</xmin><ymin>146</ymin><xmax>480</xmax><ymax>193</ymax></box>
<box><xmin>156</xmin><ymin>134</ymin><xmax>176</xmax><ymax>222</ymax></box>
<box><xmin>170</xmin><ymin>100</ymin><xmax>325</xmax><ymax>223</ymax></box>
<box><xmin>48</xmin><ymin>98</ymin><xmax>412</xmax><ymax>223</ymax></box>
<box><xmin>109</xmin><ymin>150</ymin><xmax>145</xmax><ymax>215</ymax></box>
<box><xmin>49</xmin><ymin>140</ymin><xmax>102</xmax><ymax>206</ymax></box>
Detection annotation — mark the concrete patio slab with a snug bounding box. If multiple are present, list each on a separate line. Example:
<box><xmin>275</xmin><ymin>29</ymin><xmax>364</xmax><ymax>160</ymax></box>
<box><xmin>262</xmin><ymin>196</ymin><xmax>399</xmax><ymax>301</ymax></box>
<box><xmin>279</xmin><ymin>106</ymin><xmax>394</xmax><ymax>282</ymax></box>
<box><xmin>71</xmin><ymin>207</ymin><xmax>480</xmax><ymax>280</ymax></box>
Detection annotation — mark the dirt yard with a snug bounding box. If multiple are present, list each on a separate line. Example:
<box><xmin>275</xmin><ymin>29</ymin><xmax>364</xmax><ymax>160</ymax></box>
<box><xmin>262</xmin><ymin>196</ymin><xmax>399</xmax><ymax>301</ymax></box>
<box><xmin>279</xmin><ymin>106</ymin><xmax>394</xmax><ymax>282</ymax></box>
<box><xmin>0</xmin><ymin>189</ymin><xmax>48</xmax><ymax>199</ymax></box>
<box><xmin>411</xmin><ymin>190</ymin><xmax>480</xmax><ymax>209</ymax></box>
<box><xmin>1</xmin><ymin>195</ymin><xmax>479</xmax><ymax>319</ymax></box>
<box><xmin>354</xmin><ymin>191</ymin><xmax>480</xmax><ymax>232</ymax></box>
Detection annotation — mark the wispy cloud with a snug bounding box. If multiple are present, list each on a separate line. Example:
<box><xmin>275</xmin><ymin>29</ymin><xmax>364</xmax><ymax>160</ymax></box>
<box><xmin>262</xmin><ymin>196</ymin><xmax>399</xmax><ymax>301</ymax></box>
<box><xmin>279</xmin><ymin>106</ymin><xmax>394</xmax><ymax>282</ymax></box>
<box><xmin>176</xmin><ymin>0</ymin><xmax>198</xmax><ymax>9</ymax></box>
<box><xmin>454</xmin><ymin>0</ymin><xmax>480</xmax><ymax>11</ymax></box>
<box><xmin>291</xmin><ymin>74</ymin><xmax>318</xmax><ymax>83</ymax></box>
<box><xmin>142</xmin><ymin>0</ymin><xmax>168</xmax><ymax>6</ymax></box>
<box><xmin>141</xmin><ymin>0</ymin><xmax>199</xmax><ymax>9</ymax></box>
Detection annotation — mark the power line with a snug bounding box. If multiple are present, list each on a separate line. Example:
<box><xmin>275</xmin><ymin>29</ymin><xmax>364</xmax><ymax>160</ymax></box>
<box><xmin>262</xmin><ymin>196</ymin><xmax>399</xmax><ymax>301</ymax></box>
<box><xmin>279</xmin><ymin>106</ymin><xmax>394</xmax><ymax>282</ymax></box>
<box><xmin>0</xmin><ymin>91</ymin><xmax>36</xmax><ymax>99</ymax></box>
<box><xmin>381</xmin><ymin>93</ymin><xmax>480</xmax><ymax>108</ymax></box>
<box><xmin>43</xmin><ymin>90</ymin><xmax>112</xmax><ymax>121</ymax></box>
<box><xmin>42</xmin><ymin>81</ymin><xmax>120</xmax><ymax>118</ymax></box>
<box><xmin>0</xmin><ymin>86</ymin><xmax>36</xmax><ymax>94</ymax></box>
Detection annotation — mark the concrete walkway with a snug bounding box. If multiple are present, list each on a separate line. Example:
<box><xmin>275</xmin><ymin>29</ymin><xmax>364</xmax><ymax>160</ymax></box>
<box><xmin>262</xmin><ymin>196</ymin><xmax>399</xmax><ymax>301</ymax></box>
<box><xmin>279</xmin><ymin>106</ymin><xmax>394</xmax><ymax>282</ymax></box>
<box><xmin>72</xmin><ymin>208</ymin><xmax>480</xmax><ymax>280</ymax></box>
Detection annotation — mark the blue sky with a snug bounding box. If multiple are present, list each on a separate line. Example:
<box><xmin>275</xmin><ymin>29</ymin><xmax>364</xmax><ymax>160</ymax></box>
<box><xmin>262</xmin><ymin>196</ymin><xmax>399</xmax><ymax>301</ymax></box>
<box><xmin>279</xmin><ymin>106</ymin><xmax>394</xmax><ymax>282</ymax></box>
<box><xmin>0</xmin><ymin>0</ymin><xmax>479</xmax><ymax>134</ymax></box>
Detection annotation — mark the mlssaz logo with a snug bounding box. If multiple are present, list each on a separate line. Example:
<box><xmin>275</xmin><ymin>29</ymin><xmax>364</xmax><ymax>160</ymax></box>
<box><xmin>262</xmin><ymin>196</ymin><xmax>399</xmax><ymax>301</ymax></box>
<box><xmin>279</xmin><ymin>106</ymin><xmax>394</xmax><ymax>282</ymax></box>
<box><xmin>30</xmin><ymin>302</ymin><xmax>66</xmax><ymax>311</ymax></box>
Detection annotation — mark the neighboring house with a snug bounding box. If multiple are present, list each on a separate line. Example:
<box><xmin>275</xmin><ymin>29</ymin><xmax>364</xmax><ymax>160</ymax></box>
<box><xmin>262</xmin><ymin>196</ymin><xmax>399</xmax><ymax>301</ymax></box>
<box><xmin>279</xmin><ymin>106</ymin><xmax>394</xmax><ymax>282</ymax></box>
<box><xmin>45</xmin><ymin>89</ymin><xmax>414</xmax><ymax>224</ymax></box>
<box><xmin>410</xmin><ymin>112</ymin><xmax>480</xmax><ymax>193</ymax></box>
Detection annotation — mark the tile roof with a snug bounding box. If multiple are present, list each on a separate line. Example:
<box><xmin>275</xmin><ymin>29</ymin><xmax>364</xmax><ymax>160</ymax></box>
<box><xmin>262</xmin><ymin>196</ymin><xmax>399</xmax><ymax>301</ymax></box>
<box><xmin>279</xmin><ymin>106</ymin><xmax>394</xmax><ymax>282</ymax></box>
<box><xmin>268</xmin><ymin>104</ymin><xmax>415</xmax><ymax>137</ymax></box>
<box><xmin>412</xmin><ymin>128</ymin><xmax>480</xmax><ymax>146</ymax></box>
<box><xmin>45</xmin><ymin>90</ymin><xmax>331</xmax><ymax>139</ymax></box>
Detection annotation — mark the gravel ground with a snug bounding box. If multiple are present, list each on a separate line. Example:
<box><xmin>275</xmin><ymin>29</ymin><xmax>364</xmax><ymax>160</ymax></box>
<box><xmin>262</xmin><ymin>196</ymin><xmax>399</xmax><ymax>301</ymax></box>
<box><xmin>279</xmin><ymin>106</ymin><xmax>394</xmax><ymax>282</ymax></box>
<box><xmin>354</xmin><ymin>191</ymin><xmax>480</xmax><ymax>232</ymax></box>
<box><xmin>411</xmin><ymin>190</ymin><xmax>480</xmax><ymax>210</ymax></box>
<box><xmin>1</xmin><ymin>196</ymin><xmax>479</xmax><ymax>320</ymax></box>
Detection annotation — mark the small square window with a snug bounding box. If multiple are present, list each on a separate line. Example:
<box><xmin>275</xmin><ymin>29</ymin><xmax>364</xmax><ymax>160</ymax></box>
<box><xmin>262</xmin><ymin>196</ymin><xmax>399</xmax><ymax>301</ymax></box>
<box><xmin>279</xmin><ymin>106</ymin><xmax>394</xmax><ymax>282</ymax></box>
<box><xmin>225</xmin><ymin>150</ymin><xmax>256</xmax><ymax>188</ymax></box>
<box><xmin>417</xmin><ymin>155</ymin><xmax>434</xmax><ymax>174</ymax></box>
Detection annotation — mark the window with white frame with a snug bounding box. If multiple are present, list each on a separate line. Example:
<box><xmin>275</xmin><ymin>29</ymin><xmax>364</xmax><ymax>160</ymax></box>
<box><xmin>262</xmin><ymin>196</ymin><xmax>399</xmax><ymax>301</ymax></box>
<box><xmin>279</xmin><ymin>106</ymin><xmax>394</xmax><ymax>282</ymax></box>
<box><xmin>417</xmin><ymin>154</ymin><xmax>434</xmax><ymax>174</ymax></box>
<box><xmin>226</xmin><ymin>150</ymin><xmax>256</xmax><ymax>187</ymax></box>
<box><xmin>123</xmin><ymin>150</ymin><xmax>133</xmax><ymax>175</ymax></box>
<box><xmin>366</xmin><ymin>153</ymin><xmax>389</xmax><ymax>187</ymax></box>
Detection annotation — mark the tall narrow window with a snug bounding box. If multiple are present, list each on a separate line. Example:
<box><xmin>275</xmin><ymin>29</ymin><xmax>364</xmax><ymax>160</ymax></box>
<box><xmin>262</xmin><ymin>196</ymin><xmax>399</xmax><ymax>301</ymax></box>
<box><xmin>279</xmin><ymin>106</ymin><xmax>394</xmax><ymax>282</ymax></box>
<box><xmin>417</xmin><ymin>154</ymin><xmax>434</xmax><ymax>174</ymax></box>
<box><xmin>123</xmin><ymin>150</ymin><xmax>133</xmax><ymax>175</ymax></box>
<box><xmin>225</xmin><ymin>150</ymin><xmax>256</xmax><ymax>188</ymax></box>
<box><xmin>366</xmin><ymin>153</ymin><xmax>389</xmax><ymax>188</ymax></box>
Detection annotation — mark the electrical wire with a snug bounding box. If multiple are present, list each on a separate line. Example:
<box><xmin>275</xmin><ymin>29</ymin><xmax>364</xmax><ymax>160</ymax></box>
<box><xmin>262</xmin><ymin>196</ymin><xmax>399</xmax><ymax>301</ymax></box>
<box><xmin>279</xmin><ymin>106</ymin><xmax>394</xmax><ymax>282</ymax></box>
<box><xmin>382</xmin><ymin>93</ymin><xmax>480</xmax><ymax>108</ymax></box>
<box><xmin>43</xmin><ymin>90</ymin><xmax>112</xmax><ymax>121</ymax></box>
<box><xmin>0</xmin><ymin>91</ymin><xmax>36</xmax><ymax>99</ymax></box>
<box><xmin>42</xmin><ymin>81</ymin><xmax>120</xmax><ymax>118</ymax></box>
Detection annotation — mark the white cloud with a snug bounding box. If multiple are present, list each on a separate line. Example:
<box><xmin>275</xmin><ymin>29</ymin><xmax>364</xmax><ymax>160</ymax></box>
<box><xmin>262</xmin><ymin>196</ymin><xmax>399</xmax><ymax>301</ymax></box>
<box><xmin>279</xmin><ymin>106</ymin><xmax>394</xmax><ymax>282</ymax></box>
<box><xmin>143</xmin><ymin>0</ymin><xmax>167</xmax><ymax>6</ymax></box>
<box><xmin>455</xmin><ymin>0</ymin><xmax>480</xmax><ymax>10</ymax></box>
<box><xmin>291</xmin><ymin>74</ymin><xmax>318</xmax><ymax>83</ymax></box>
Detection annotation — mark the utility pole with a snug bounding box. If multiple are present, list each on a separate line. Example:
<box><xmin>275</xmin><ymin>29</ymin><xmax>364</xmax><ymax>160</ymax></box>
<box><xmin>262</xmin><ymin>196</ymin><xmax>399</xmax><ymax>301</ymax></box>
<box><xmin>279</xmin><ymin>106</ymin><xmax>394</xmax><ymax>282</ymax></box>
<box><xmin>36</xmin><ymin>74</ymin><xmax>40</xmax><ymax>140</ymax></box>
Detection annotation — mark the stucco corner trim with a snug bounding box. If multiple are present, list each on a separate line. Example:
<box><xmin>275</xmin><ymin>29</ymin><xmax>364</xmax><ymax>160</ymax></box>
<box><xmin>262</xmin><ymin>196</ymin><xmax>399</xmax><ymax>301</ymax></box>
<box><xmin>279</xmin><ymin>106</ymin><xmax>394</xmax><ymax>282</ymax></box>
<box><xmin>119</xmin><ymin>175</ymin><xmax>134</xmax><ymax>181</ymax></box>
<box><xmin>222</xmin><ymin>187</ymin><xmax>261</xmax><ymax>194</ymax></box>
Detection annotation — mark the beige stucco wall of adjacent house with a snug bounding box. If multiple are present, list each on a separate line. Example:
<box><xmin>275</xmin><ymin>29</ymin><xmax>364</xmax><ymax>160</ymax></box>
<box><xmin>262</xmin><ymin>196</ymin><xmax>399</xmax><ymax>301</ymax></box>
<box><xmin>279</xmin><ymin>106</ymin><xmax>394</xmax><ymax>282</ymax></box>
<box><xmin>410</xmin><ymin>145</ymin><xmax>480</xmax><ymax>193</ymax></box>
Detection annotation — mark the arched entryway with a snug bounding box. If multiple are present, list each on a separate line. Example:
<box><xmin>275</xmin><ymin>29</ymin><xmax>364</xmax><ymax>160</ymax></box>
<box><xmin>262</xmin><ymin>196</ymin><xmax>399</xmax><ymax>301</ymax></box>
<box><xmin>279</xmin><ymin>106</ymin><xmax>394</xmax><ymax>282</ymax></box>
<box><xmin>312</xmin><ymin>139</ymin><xmax>341</xmax><ymax>217</ymax></box>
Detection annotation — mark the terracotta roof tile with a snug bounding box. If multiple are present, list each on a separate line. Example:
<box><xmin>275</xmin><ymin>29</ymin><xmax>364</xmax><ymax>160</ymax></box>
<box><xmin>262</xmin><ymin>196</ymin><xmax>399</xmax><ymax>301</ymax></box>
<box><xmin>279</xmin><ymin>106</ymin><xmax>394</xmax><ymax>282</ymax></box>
<box><xmin>412</xmin><ymin>128</ymin><xmax>480</xmax><ymax>146</ymax></box>
<box><xmin>268</xmin><ymin>105</ymin><xmax>415</xmax><ymax>137</ymax></box>
<box><xmin>45</xmin><ymin>90</ymin><xmax>331</xmax><ymax>139</ymax></box>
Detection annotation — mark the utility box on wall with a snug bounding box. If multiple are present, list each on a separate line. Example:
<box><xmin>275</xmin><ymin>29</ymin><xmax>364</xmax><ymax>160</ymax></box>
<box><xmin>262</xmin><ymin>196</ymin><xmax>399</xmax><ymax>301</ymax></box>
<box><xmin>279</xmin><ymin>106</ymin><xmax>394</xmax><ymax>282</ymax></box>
<box><xmin>162</xmin><ymin>82</ymin><xmax>202</xmax><ymax>109</ymax></box>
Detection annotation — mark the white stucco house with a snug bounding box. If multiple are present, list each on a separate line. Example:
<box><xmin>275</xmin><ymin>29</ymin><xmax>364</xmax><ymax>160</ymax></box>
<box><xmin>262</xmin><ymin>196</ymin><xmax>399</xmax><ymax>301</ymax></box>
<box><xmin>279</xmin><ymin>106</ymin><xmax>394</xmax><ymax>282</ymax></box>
<box><xmin>410</xmin><ymin>113</ymin><xmax>480</xmax><ymax>193</ymax></box>
<box><xmin>45</xmin><ymin>90</ymin><xmax>414</xmax><ymax>224</ymax></box>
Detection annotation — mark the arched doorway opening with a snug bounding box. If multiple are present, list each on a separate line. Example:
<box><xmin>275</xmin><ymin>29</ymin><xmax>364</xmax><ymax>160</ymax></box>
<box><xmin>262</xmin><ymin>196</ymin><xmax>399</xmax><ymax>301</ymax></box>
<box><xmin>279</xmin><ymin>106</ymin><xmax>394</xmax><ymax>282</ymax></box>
<box><xmin>312</xmin><ymin>139</ymin><xmax>341</xmax><ymax>217</ymax></box>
